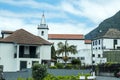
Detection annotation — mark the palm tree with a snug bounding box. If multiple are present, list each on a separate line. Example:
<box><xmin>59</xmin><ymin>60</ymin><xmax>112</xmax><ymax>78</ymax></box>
<box><xmin>56</xmin><ymin>40</ymin><xmax>77</xmax><ymax>64</ymax></box>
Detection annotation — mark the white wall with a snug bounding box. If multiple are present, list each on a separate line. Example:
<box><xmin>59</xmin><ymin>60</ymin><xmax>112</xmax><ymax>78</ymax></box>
<box><xmin>57</xmin><ymin>49</ymin><xmax>92</xmax><ymax>65</ymax></box>
<box><xmin>117</xmin><ymin>39</ymin><xmax>120</xmax><ymax>46</ymax></box>
<box><xmin>17</xmin><ymin>58</ymin><xmax>40</xmax><ymax>69</ymax></box>
<box><xmin>103</xmin><ymin>39</ymin><xmax>113</xmax><ymax>49</ymax></box>
<box><xmin>0</xmin><ymin>43</ymin><xmax>51</xmax><ymax>72</ymax></box>
<box><xmin>38</xmin><ymin>29</ymin><xmax>48</xmax><ymax>40</ymax></box>
<box><xmin>93</xmin><ymin>38</ymin><xmax>120</xmax><ymax>50</ymax></box>
<box><xmin>0</xmin><ymin>43</ymin><xmax>17</xmax><ymax>72</ymax></box>
<box><xmin>92</xmin><ymin>50</ymin><xmax>104</xmax><ymax>65</ymax></box>
<box><xmin>92</xmin><ymin>38</ymin><xmax>117</xmax><ymax>65</ymax></box>
<box><xmin>40</xmin><ymin>45</ymin><xmax>51</xmax><ymax>60</ymax></box>
<box><xmin>49</xmin><ymin>39</ymin><xmax>91</xmax><ymax>51</ymax></box>
<box><xmin>77</xmin><ymin>49</ymin><xmax>92</xmax><ymax>65</ymax></box>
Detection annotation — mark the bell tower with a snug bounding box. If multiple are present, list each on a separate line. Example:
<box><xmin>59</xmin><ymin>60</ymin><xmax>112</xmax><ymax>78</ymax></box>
<box><xmin>38</xmin><ymin>13</ymin><xmax>49</xmax><ymax>40</ymax></box>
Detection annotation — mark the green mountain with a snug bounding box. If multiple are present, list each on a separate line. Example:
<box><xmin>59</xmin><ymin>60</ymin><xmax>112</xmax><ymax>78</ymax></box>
<box><xmin>85</xmin><ymin>10</ymin><xmax>120</xmax><ymax>39</ymax></box>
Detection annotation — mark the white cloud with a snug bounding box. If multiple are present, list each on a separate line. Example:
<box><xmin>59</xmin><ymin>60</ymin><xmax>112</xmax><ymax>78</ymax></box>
<box><xmin>0</xmin><ymin>16</ymin><xmax>23</xmax><ymax>30</ymax></box>
<box><xmin>60</xmin><ymin>0</ymin><xmax>120</xmax><ymax>24</ymax></box>
<box><xmin>0</xmin><ymin>0</ymin><xmax>58</xmax><ymax>10</ymax></box>
<box><xmin>48</xmin><ymin>22</ymin><xmax>95</xmax><ymax>35</ymax></box>
<box><xmin>80</xmin><ymin>0</ymin><xmax>120</xmax><ymax>23</ymax></box>
<box><xmin>60</xmin><ymin>1</ymin><xmax>81</xmax><ymax>15</ymax></box>
<box><xmin>1</xmin><ymin>0</ymin><xmax>120</xmax><ymax>24</ymax></box>
<box><xmin>0</xmin><ymin>9</ymin><xmax>68</xmax><ymax>22</ymax></box>
<box><xmin>0</xmin><ymin>16</ymin><xmax>37</xmax><ymax>36</ymax></box>
<box><xmin>0</xmin><ymin>10</ymin><xmax>93</xmax><ymax>36</ymax></box>
<box><xmin>0</xmin><ymin>10</ymin><xmax>36</xmax><ymax>19</ymax></box>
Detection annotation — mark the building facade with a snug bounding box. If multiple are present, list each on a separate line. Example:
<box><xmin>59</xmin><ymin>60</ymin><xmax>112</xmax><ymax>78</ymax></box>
<box><xmin>37</xmin><ymin>14</ymin><xmax>93</xmax><ymax>66</ymax></box>
<box><xmin>92</xmin><ymin>28</ymin><xmax>120</xmax><ymax>64</ymax></box>
<box><xmin>2</xmin><ymin>13</ymin><xmax>113</xmax><ymax>72</ymax></box>
<box><xmin>0</xmin><ymin>14</ymin><xmax>52</xmax><ymax>72</ymax></box>
<box><xmin>48</xmin><ymin>34</ymin><xmax>92</xmax><ymax>65</ymax></box>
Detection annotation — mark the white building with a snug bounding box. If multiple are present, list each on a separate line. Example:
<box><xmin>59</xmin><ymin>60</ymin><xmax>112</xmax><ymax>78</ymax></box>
<box><xmin>0</xmin><ymin>14</ymin><xmax>52</xmax><ymax>72</ymax></box>
<box><xmin>48</xmin><ymin>34</ymin><xmax>92</xmax><ymax>65</ymax></box>
<box><xmin>92</xmin><ymin>28</ymin><xmax>120</xmax><ymax>65</ymax></box>
<box><xmin>37</xmin><ymin>14</ymin><xmax>93</xmax><ymax>65</ymax></box>
<box><xmin>0</xmin><ymin>13</ymin><xmax>93</xmax><ymax>72</ymax></box>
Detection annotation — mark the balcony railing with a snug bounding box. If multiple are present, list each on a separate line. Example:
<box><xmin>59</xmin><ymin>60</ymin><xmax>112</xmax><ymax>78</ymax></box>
<box><xmin>14</xmin><ymin>53</ymin><xmax>39</xmax><ymax>58</ymax></box>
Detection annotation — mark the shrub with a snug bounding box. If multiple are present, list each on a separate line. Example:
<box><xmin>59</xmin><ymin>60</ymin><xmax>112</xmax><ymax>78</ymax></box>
<box><xmin>17</xmin><ymin>77</ymin><xmax>27</xmax><ymax>80</ymax></box>
<box><xmin>71</xmin><ymin>59</ymin><xmax>81</xmax><ymax>69</ymax></box>
<box><xmin>49</xmin><ymin>66</ymin><xmax>57</xmax><ymax>69</ymax></box>
<box><xmin>26</xmin><ymin>77</ymin><xmax>33</xmax><ymax>80</ymax></box>
<box><xmin>43</xmin><ymin>74</ymin><xmax>57</xmax><ymax>80</ymax></box>
<box><xmin>71</xmin><ymin>59</ymin><xmax>81</xmax><ymax>65</ymax></box>
<box><xmin>55</xmin><ymin>63</ymin><xmax>64</xmax><ymax>69</ymax></box>
<box><xmin>32</xmin><ymin>63</ymin><xmax>47</xmax><ymax>80</ymax></box>
<box><xmin>43</xmin><ymin>74</ymin><xmax>79</xmax><ymax>80</ymax></box>
<box><xmin>64</xmin><ymin>64</ymin><xmax>73</xmax><ymax>69</ymax></box>
<box><xmin>99</xmin><ymin>63</ymin><xmax>120</xmax><ymax>72</ymax></box>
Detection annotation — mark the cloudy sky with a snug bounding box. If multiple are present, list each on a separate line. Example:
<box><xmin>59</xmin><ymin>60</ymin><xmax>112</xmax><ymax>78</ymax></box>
<box><xmin>0</xmin><ymin>0</ymin><xmax>120</xmax><ymax>36</ymax></box>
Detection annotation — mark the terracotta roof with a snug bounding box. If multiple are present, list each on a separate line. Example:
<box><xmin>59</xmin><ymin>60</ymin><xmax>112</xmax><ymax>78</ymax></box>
<box><xmin>85</xmin><ymin>40</ymin><xmax>91</xmax><ymax>44</ymax></box>
<box><xmin>1</xmin><ymin>30</ymin><xmax>14</xmax><ymax>34</ymax></box>
<box><xmin>102</xmin><ymin>28</ymin><xmax>120</xmax><ymax>39</ymax></box>
<box><xmin>0</xmin><ymin>29</ymin><xmax>52</xmax><ymax>45</ymax></box>
<box><xmin>48</xmin><ymin>34</ymin><xmax>84</xmax><ymax>40</ymax></box>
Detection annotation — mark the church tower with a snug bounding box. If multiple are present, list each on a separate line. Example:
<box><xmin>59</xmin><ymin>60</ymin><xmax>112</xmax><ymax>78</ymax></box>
<box><xmin>38</xmin><ymin>13</ymin><xmax>49</xmax><ymax>40</ymax></box>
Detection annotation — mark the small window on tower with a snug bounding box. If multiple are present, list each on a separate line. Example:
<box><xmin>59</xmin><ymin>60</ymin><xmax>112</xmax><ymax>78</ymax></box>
<box><xmin>41</xmin><ymin>31</ymin><xmax>44</xmax><ymax>36</ymax></box>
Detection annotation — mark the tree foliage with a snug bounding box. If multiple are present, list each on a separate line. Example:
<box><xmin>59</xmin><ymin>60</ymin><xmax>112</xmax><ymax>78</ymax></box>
<box><xmin>71</xmin><ymin>59</ymin><xmax>81</xmax><ymax>65</ymax></box>
<box><xmin>71</xmin><ymin>59</ymin><xmax>81</xmax><ymax>69</ymax></box>
<box><xmin>56</xmin><ymin>41</ymin><xmax>77</xmax><ymax>63</ymax></box>
<box><xmin>32</xmin><ymin>64</ymin><xmax>47</xmax><ymax>80</ymax></box>
<box><xmin>55</xmin><ymin>63</ymin><xmax>64</xmax><ymax>69</ymax></box>
<box><xmin>51</xmin><ymin>44</ymin><xmax>56</xmax><ymax>60</ymax></box>
<box><xmin>98</xmin><ymin>62</ymin><xmax>120</xmax><ymax>72</ymax></box>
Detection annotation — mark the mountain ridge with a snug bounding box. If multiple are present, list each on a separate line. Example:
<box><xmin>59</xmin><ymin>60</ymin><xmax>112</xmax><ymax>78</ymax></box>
<box><xmin>85</xmin><ymin>10</ymin><xmax>120</xmax><ymax>39</ymax></box>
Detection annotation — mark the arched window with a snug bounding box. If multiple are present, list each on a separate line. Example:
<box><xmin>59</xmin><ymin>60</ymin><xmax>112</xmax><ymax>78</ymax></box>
<box><xmin>41</xmin><ymin>31</ymin><xmax>44</xmax><ymax>36</ymax></box>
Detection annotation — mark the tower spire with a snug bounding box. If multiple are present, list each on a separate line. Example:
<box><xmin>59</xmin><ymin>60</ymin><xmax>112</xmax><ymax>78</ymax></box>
<box><xmin>37</xmin><ymin>12</ymin><xmax>49</xmax><ymax>40</ymax></box>
<box><xmin>41</xmin><ymin>12</ymin><xmax>46</xmax><ymax>25</ymax></box>
<box><xmin>38</xmin><ymin>12</ymin><xmax>48</xmax><ymax>29</ymax></box>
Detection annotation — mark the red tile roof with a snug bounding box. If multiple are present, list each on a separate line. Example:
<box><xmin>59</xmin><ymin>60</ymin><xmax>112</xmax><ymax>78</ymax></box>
<box><xmin>0</xmin><ymin>29</ymin><xmax>52</xmax><ymax>45</ymax></box>
<box><xmin>48</xmin><ymin>34</ymin><xmax>84</xmax><ymax>40</ymax></box>
<box><xmin>85</xmin><ymin>40</ymin><xmax>91</xmax><ymax>44</ymax></box>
